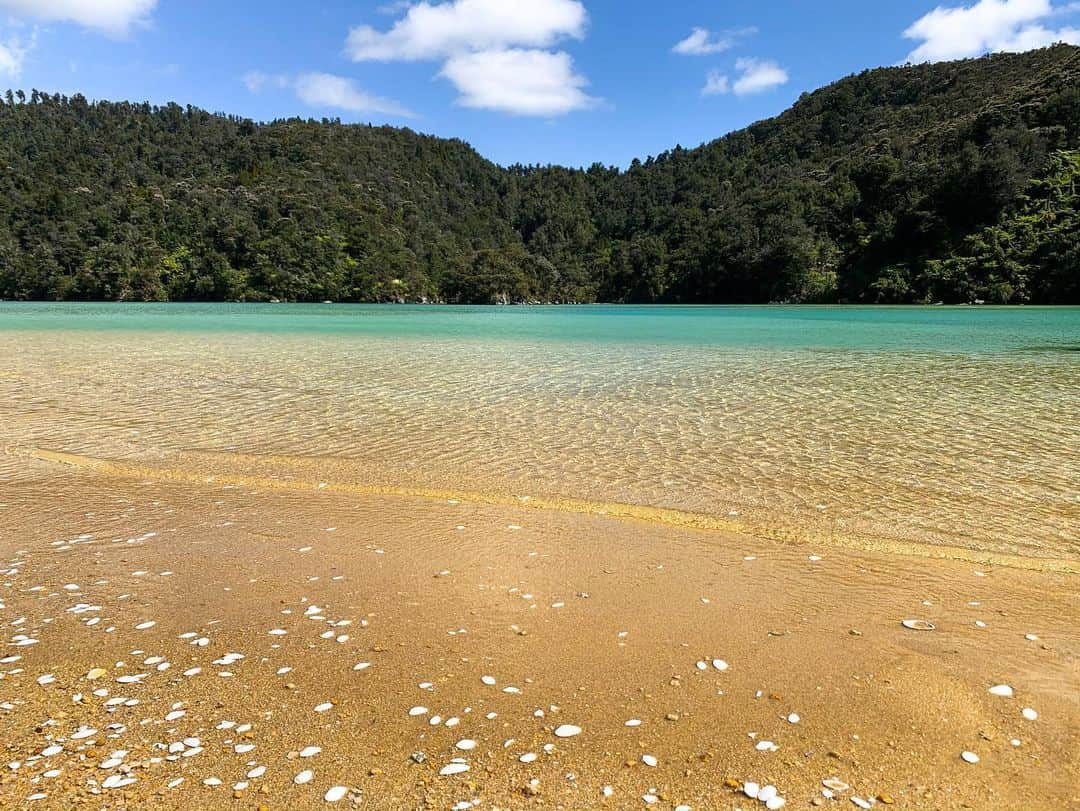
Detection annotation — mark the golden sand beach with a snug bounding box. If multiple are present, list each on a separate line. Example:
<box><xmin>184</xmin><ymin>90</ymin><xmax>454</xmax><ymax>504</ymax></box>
<box><xmin>0</xmin><ymin>449</ymin><xmax>1077</xmax><ymax>810</ymax></box>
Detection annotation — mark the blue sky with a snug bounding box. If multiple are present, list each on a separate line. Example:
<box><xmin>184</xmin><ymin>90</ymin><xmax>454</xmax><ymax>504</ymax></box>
<box><xmin>1</xmin><ymin>1</ymin><xmax>1078</xmax><ymax>168</ymax></box>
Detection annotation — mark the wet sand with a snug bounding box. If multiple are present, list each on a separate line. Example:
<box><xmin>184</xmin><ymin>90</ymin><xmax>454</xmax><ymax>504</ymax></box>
<box><xmin>1</xmin><ymin>457</ymin><xmax>1077</xmax><ymax>809</ymax></box>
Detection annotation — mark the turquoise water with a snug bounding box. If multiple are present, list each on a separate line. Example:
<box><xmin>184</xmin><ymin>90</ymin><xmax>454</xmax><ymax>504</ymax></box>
<box><xmin>1</xmin><ymin>302</ymin><xmax>1078</xmax><ymax>353</ymax></box>
<box><xmin>2</xmin><ymin>304</ymin><xmax>1078</xmax><ymax>559</ymax></box>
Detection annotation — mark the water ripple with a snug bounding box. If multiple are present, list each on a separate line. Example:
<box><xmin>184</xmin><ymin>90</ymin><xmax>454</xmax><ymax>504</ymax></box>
<box><xmin>1</xmin><ymin>330</ymin><xmax>1077</xmax><ymax>559</ymax></box>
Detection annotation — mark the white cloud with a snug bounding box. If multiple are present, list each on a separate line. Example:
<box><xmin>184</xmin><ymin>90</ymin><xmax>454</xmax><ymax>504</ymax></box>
<box><xmin>673</xmin><ymin>27</ymin><xmax>748</xmax><ymax>56</ymax></box>
<box><xmin>242</xmin><ymin>71</ymin><xmax>289</xmax><ymax>94</ymax></box>
<box><xmin>345</xmin><ymin>0</ymin><xmax>596</xmax><ymax>118</ymax></box>
<box><xmin>903</xmin><ymin>0</ymin><xmax>1080</xmax><ymax>63</ymax></box>
<box><xmin>701</xmin><ymin>69</ymin><xmax>730</xmax><ymax>96</ymax></box>
<box><xmin>439</xmin><ymin>48</ymin><xmax>595</xmax><ymax>116</ymax></box>
<box><xmin>294</xmin><ymin>73</ymin><xmax>415</xmax><ymax>117</ymax></box>
<box><xmin>346</xmin><ymin>0</ymin><xmax>587</xmax><ymax>61</ymax></box>
<box><xmin>702</xmin><ymin>58</ymin><xmax>789</xmax><ymax>99</ymax></box>
<box><xmin>242</xmin><ymin>70</ymin><xmax>414</xmax><ymax>118</ymax></box>
<box><xmin>0</xmin><ymin>0</ymin><xmax>157</xmax><ymax>36</ymax></box>
<box><xmin>732</xmin><ymin>57</ymin><xmax>789</xmax><ymax>95</ymax></box>
<box><xmin>0</xmin><ymin>29</ymin><xmax>33</xmax><ymax>79</ymax></box>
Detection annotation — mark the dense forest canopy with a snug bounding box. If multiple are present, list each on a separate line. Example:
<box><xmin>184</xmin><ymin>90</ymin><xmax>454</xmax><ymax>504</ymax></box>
<box><xmin>1</xmin><ymin>45</ymin><xmax>1077</xmax><ymax>304</ymax></box>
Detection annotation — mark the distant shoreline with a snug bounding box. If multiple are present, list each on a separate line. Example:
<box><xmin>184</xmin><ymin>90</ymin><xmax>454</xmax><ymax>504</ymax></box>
<box><xmin>4</xmin><ymin>298</ymin><xmax>1076</xmax><ymax>307</ymax></box>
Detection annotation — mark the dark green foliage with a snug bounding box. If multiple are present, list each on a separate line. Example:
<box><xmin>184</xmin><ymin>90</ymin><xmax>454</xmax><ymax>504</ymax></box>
<box><xmin>1</xmin><ymin>46</ymin><xmax>1077</xmax><ymax>303</ymax></box>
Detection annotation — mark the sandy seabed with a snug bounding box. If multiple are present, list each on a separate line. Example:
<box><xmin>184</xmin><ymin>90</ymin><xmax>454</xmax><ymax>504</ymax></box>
<box><xmin>0</xmin><ymin>457</ymin><xmax>1077</xmax><ymax>810</ymax></box>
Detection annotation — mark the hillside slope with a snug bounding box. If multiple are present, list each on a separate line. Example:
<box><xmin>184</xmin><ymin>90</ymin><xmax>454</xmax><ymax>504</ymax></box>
<box><xmin>1</xmin><ymin>45</ymin><xmax>1077</xmax><ymax>303</ymax></box>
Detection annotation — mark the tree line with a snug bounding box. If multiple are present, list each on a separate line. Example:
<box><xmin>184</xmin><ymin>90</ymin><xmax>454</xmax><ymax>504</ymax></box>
<box><xmin>1</xmin><ymin>45</ymin><xmax>1077</xmax><ymax>304</ymax></box>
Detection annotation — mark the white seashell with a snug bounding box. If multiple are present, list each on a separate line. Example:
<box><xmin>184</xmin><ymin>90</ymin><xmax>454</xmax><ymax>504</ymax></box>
<box><xmin>712</xmin><ymin>659</ymin><xmax>729</xmax><ymax>671</ymax></box>
<box><xmin>134</xmin><ymin>621</ymin><xmax>156</xmax><ymax>630</ymax></box>
<box><xmin>294</xmin><ymin>769</ymin><xmax>314</xmax><ymax>784</ymax></box>
<box><xmin>743</xmin><ymin>782</ymin><xmax>760</xmax><ymax>799</ymax></box>
<box><xmin>766</xmin><ymin>798</ymin><xmax>785</xmax><ymax>810</ymax></box>
<box><xmin>625</xmin><ymin>719</ymin><xmax>642</xmax><ymax>727</ymax></box>
<box><xmin>102</xmin><ymin>774</ymin><xmax>137</xmax><ymax>789</ymax></box>
<box><xmin>439</xmin><ymin>762</ymin><xmax>470</xmax><ymax>776</ymax></box>
<box><xmin>554</xmin><ymin>725</ymin><xmax>581</xmax><ymax>738</ymax></box>
<box><xmin>247</xmin><ymin>766</ymin><xmax>266</xmax><ymax>778</ymax></box>
<box><xmin>202</xmin><ymin>777</ymin><xmax>222</xmax><ymax>786</ymax></box>
<box><xmin>408</xmin><ymin>706</ymin><xmax>428</xmax><ymax>717</ymax></box>
<box><xmin>787</xmin><ymin>713</ymin><xmax>800</xmax><ymax>724</ymax></box>
<box><xmin>481</xmin><ymin>675</ymin><xmax>496</xmax><ymax>685</ymax></box>
<box><xmin>988</xmin><ymin>684</ymin><xmax>1014</xmax><ymax>697</ymax></box>
<box><xmin>1022</xmin><ymin>707</ymin><xmax>1038</xmax><ymax>720</ymax></box>
<box><xmin>325</xmin><ymin>786</ymin><xmax>348</xmax><ymax>802</ymax></box>
<box><xmin>821</xmin><ymin>778</ymin><xmax>848</xmax><ymax>791</ymax></box>
<box><xmin>961</xmin><ymin>751</ymin><xmax>980</xmax><ymax>764</ymax></box>
<box><xmin>901</xmin><ymin>619</ymin><xmax>936</xmax><ymax>631</ymax></box>
<box><xmin>851</xmin><ymin>799</ymin><xmax>872</xmax><ymax>810</ymax></box>
<box><xmin>759</xmin><ymin>785</ymin><xmax>777</xmax><ymax>801</ymax></box>
<box><xmin>519</xmin><ymin>752</ymin><xmax>537</xmax><ymax>763</ymax></box>
<box><xmin>641</xmin><ymin>754</ymin><xmax>658</xmax><ymax>767</ymax></box>
<box><xmin>314</xmin><ymin>702</ymin><xmax>334</xmax><ymax>713</ymax></box>
<box><xmin>235</xmin><ymin>744</ymin><xmax>255</xmax><ymax>754</ymax></box>
<box><xmin>455</xmin><ymin>740</ymin><xmax>477</xmax><ymax>751</ymax></box>
<box><xmin>299</xmin><ymin>746</ymin><xmax>322</xmax><ymax>758</ymax></box>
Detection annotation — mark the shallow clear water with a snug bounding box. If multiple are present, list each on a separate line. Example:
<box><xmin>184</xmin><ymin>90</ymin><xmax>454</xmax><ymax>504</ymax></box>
<box><xmin>2</xmin><ymin>303</ymin><xmax>1077</xmax><ymax>559</ymax></box>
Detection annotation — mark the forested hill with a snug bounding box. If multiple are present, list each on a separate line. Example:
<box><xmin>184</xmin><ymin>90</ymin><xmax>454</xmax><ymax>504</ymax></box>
<box><xmin>1</xmin><ymin>45</ymin><xmax>1078</xmax><ymax>304</ymax></box>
